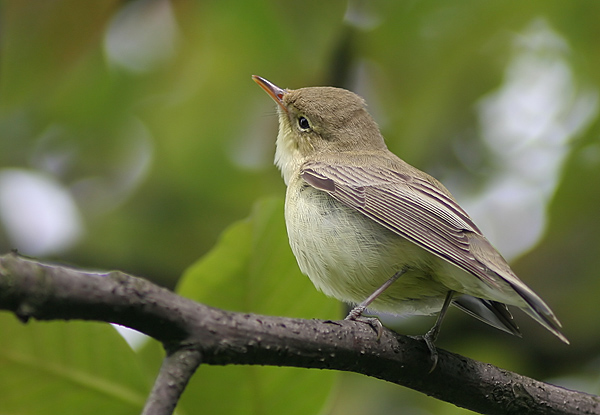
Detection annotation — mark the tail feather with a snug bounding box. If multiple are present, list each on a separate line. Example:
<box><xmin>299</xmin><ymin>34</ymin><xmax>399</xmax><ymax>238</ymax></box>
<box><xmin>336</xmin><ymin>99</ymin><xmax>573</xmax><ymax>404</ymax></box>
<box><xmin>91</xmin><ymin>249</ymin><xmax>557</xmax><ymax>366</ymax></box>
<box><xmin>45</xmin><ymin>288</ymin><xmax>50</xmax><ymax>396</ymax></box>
<box><xmin>466</xmin><ymin>233</ymin><xmax>568</xmax><ymax>344</ymax></box>
<box><xmin>508</xmin><ymin>281</ymin><xmax>570</xmax><ymax>344</ymax></box>
<box><xmin>453</xmin><ymin>295</ymin><xmax>521</xmax><ymax>337</ymax></box>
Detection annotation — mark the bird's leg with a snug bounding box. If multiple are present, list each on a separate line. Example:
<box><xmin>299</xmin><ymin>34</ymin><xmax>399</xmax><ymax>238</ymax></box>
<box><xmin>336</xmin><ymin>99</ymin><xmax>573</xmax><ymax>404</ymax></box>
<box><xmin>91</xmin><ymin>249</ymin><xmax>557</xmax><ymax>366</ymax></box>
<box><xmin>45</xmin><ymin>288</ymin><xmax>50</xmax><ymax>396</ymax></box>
<box><xmin>345</xmin><ymin>268</ymin><xmax>407</xmax><ymax>339</ymax></box>
<box><xmin>346</xmin><ymin>268</ymin><xmax>407</xmax><ymax>319</ymax></box>
<box><xmin>420</xmin><ymin>290</ymin><xmax>454</xmax><ymax>372</ymax></box>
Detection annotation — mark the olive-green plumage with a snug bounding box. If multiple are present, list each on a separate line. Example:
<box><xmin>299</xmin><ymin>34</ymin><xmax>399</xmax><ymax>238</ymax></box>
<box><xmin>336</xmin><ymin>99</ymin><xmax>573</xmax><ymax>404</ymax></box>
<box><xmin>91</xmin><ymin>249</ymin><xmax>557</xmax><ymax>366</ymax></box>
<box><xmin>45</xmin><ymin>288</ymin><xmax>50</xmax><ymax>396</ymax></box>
<box><xmin>253</xmin><ymin>75</ymin><xmax>568</xmax><ymax>345</ymax></box>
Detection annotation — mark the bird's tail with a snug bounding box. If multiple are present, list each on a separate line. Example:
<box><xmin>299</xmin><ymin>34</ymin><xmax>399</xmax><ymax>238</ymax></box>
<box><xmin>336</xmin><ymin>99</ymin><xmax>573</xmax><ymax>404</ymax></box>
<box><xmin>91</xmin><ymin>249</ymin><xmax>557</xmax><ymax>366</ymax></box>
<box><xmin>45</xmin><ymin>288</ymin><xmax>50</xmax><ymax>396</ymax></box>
<box><xmin>508</xmin><ymin>281</ymin><xmax>569</xmax><ymax>344</ymax></box>
<box><xmin>453</xmin><ymin>295</ymin><xmax>522</xmax><ymax>336</ymax></box>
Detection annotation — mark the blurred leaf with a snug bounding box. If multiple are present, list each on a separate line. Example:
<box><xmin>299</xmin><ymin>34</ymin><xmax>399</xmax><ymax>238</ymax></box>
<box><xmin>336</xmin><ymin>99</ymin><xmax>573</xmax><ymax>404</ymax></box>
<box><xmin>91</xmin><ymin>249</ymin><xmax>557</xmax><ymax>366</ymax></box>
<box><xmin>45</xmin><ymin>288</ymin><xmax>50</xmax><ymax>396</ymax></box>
<box><xmin>176</xmin><ymin>196</ymin><xmax>339</xmax><ymax>415</ymax></box>
<box><xmin>1</xmin><ymin>1</ymin><xmax>120</xmax><ymax>105</ymax></box>
<box><xmin>177</xmin><ymin>196</ymin><xmax>339</xmax><ymax>319</ymax></box>
<box><xmin>0</xmin><ymin>315</ymin><xmax>150</xmax><ymax>415</ymax></box>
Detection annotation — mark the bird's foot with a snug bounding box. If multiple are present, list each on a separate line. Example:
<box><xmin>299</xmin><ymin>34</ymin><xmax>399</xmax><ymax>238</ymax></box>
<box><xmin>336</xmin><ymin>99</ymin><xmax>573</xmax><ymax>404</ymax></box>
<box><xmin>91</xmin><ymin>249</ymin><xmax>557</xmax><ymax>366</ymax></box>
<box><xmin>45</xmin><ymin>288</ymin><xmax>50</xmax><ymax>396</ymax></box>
<box><xmin>415</xmin><ymin>327</ymin><xmax>439</xmax><ymax>373</ymax></box>
<box><xmin>345</xmin><ymin>305</ymin><xmax>383</xmax><ymax>340</ymax></box>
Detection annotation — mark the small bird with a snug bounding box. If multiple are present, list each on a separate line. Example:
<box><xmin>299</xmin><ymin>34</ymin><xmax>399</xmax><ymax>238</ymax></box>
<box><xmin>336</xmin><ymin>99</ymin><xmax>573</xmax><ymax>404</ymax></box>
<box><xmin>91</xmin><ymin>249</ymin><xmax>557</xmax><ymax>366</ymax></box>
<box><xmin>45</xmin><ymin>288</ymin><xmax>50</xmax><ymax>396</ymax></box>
<box><xmin>252</xmin><ymin>75</ymin><xmax>568</xmax><ymax>365</ymax></box>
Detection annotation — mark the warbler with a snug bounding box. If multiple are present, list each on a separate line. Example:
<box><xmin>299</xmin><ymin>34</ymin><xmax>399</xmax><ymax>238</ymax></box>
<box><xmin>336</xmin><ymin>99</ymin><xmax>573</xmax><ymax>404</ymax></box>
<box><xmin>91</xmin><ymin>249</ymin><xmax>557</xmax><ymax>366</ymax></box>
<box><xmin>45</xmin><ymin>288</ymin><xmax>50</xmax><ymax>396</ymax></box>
<box><xmin>252</xmin><ymin>75</ymin><xmax>568</xmax><ymax>364</ymax></box>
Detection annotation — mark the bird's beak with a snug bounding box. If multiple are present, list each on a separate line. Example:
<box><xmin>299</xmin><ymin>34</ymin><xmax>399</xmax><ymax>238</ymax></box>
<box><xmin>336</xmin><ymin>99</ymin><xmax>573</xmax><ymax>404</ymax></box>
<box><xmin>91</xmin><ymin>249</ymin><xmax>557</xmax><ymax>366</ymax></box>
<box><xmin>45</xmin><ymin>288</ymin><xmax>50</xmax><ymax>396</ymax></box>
<box><xmin>252</xmin><ymin>75</ymin><xmax>288</xmax><ymax>113</ymax></box>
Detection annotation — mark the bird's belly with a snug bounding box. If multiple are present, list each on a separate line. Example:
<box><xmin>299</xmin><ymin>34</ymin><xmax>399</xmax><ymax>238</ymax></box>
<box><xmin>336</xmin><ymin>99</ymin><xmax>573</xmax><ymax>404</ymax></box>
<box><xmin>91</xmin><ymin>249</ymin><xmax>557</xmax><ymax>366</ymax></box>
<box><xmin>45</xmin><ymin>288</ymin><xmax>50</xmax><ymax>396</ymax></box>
<box><xmin>285</xmin><ymin>184</ymin><xmax>449</xmax><ymax>315</ymax></box>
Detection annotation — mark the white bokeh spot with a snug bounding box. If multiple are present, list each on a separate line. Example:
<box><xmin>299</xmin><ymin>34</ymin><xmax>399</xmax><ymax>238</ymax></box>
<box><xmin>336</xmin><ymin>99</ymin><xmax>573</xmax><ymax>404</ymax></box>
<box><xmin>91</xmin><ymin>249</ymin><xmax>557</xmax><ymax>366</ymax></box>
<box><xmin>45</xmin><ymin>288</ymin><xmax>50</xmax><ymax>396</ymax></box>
<box><xmin>0</xmin><ymin>169</ymin><xmax>84</xmax><ymax>256</ymax></box>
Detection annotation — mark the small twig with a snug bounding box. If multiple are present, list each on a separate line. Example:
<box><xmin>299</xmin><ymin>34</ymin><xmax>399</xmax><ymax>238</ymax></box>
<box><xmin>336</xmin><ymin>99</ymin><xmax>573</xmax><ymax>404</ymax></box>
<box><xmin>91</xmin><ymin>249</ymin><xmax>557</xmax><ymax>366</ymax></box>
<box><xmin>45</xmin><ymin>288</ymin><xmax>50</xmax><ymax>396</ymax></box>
<box><xmin>141</xmin><ymin>347</ymin><xmax>203</xmax><ymax>415</ymax></box>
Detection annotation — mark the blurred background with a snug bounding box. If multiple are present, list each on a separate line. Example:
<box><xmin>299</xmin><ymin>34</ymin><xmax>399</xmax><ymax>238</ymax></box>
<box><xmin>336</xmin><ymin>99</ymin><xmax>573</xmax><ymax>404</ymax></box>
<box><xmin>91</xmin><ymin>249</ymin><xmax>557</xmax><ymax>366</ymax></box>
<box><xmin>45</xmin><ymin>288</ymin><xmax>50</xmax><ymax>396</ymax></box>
<box><xmin>1</xmin><ymin>1</ymin><xmax>600</xmax><ymax>414</ymax></box>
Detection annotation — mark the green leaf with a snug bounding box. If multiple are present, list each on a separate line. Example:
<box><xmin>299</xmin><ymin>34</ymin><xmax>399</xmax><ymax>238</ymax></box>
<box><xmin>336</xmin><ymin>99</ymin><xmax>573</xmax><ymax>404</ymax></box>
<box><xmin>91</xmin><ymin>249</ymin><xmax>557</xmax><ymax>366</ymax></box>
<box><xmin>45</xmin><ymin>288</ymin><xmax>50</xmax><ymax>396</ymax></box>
<box><xmin>177</xmin><ymin>196</ymin><xmax>339</xmax><ymax>320</ymax></box>
<box><xmin>176</xmin><ymin>196</ymin><xmax>339</xmax><ymax>415</ymax></box>
<box><xmin>0</xmin><ymin>315</ymin><xmax>151</xmax><ymax>415</ymax></box>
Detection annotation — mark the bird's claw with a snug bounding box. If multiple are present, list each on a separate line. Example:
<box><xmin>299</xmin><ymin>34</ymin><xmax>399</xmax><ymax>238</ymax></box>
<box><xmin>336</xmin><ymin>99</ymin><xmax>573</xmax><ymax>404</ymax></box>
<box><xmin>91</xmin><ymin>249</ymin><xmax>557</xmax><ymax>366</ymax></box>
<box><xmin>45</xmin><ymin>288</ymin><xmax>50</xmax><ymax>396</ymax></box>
<box><xmin>345</xmin><ymin>306</ymin><xmax>383</xmax><ymax>340</ymax></box>
<box><xmin>416</xmin><ymin>327</ymin><xmax>439</xmax><ymax>373</ymax></box>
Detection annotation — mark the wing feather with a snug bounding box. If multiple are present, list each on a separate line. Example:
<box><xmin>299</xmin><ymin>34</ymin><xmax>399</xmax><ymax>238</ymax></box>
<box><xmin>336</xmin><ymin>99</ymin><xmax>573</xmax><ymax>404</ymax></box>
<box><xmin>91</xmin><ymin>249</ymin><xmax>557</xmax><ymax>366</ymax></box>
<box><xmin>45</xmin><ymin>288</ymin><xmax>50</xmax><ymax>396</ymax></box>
<box><xmin>301</xmin><ymin>162</ymin><xmax>497</xmax><ymax>287</ymax></box>
<box><xmin>300</xmin><ymin>158</ymin><xmax>567</xmax><ymax>343</ymax></box>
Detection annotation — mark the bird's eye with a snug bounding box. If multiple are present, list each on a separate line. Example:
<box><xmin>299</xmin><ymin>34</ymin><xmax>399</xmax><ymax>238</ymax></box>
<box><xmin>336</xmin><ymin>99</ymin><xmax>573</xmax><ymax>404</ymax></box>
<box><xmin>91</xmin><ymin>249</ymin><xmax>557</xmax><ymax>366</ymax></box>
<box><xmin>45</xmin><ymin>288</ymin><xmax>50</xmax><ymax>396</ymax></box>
<box><xmin>298</xmin><ymin>116</ymin><xmax>310</xmax><ymax>130</ymax></box>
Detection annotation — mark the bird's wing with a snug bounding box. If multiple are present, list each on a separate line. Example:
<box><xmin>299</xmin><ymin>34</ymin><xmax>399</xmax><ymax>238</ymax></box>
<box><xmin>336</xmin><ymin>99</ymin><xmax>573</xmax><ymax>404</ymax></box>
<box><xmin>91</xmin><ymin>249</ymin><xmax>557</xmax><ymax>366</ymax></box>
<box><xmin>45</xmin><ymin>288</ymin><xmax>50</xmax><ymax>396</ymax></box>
<box><xmin>300</xmin><ymin>160</ymin><xmax>500</xmax><ymax>288</ymax></box>
<box><xmin>301</xmin><ymin>160</ymin><xmax>568</xmax><ymax>343</ymax></box>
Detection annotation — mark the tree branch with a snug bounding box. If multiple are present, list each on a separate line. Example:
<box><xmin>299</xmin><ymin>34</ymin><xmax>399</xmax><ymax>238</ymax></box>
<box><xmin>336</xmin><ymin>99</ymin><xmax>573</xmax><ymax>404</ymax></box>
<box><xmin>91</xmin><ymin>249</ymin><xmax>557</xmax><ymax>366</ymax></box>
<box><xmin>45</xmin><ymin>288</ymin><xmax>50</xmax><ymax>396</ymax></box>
<box><xmin>0</xmin><ymin>252</ymin><xmax>598</xmax><ymax>415</ymax></box>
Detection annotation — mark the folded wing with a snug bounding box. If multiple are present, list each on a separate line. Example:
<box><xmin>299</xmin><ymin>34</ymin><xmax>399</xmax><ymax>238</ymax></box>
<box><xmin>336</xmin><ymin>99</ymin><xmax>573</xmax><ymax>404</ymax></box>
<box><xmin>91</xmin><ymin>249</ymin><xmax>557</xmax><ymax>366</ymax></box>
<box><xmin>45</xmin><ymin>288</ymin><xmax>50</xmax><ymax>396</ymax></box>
<box><xmin>301</xmin><ymin>159</ymin><xmax>567</xmax><ymax>343</ymax></box>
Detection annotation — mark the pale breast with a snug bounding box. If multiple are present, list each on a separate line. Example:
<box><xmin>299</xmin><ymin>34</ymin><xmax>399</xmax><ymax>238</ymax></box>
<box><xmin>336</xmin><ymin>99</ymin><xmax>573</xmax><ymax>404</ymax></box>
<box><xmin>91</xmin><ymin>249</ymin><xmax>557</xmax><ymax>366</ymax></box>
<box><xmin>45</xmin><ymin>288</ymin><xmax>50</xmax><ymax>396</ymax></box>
<box><xmin>284</xmin><ymin>179</ymin><xmax>450</xmax><ymax>315</ymax></box>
